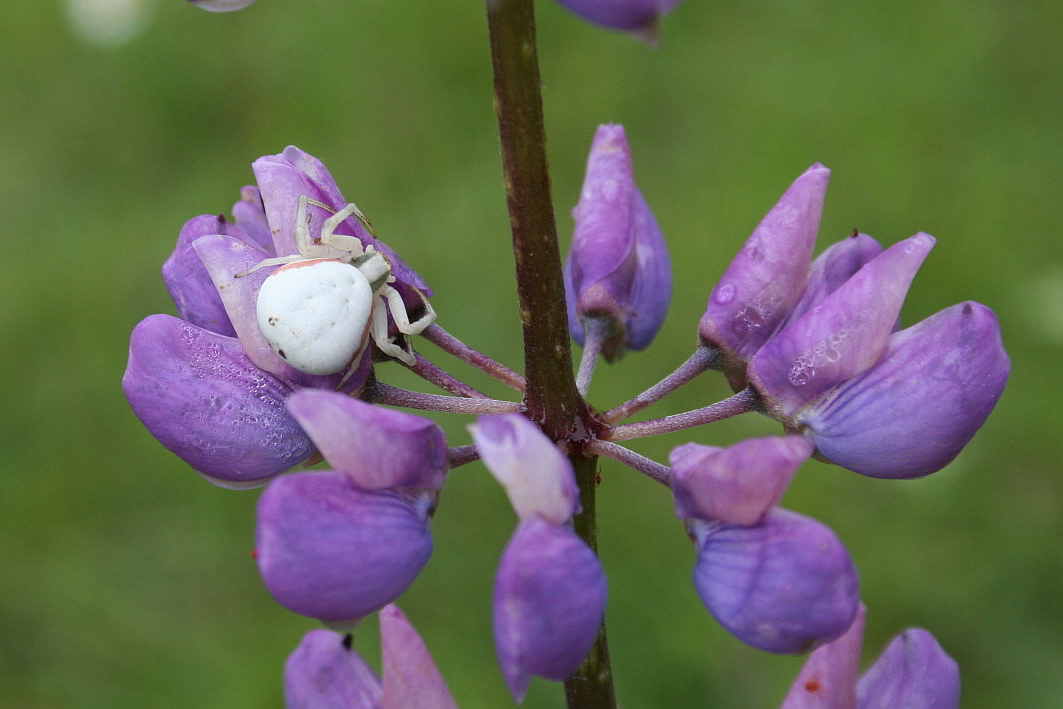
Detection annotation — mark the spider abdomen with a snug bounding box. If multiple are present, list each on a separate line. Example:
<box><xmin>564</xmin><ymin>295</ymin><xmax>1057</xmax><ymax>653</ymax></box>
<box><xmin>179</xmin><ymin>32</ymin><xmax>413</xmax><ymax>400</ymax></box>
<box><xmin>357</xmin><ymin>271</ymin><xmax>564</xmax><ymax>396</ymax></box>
<box><xmin>256</xmin><ymin>259</ymin><xmax>374</xmax><ymax>375</ymax></box>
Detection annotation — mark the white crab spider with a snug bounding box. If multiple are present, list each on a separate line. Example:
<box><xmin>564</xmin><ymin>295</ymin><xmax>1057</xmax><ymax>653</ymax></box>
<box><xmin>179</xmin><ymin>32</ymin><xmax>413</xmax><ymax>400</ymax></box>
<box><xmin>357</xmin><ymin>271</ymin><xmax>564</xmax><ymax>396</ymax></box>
<box><xmin>239</xmin><ymin>195</ymin><xmax>435</xmax><ymax>376</ymax></box>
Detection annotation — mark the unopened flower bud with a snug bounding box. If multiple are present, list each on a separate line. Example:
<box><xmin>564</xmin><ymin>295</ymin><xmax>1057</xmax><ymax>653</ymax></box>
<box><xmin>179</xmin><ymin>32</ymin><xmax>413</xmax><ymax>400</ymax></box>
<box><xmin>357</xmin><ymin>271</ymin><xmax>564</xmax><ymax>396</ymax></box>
<box><xmin>698</xmin><ymin>164</ymin><xmax>829</xmax><ymax>390</ymax></box>
<box><xmin>671</xmin><ymin>435</ymin><xmax>812</xmax><ymax>525</ymax></box>
<box><xmin>469</xmin><ymin>414</ymin><xmax>579</xmax><ymax>525</ymax></box>
<box><xmin>287</xmin><ymin>389</ymin><xmax>447</xmax><ymax>491</ymax></box>
<box><xmin>493</xmin><ymin>518</ymin><xmax>607</xmax><ymax>703</ymax></box>
<box><xmin>564</xmin><ymin>124</ymin><xmax>671</xmax><ymax>360</ymax></box>
<box><xmin>284</xmin><ymin>629</ymin><xmax>382</xmax><ymax>709</ymax></box>
<box><xmin>692</xmin><ymin>509</ymin><xmax>860</xmax><ymax>654</ymax></box>
<box><xmin>256</xmin><ymin>471</ymin><xmax>433</xmax><ymax>628</ymax></box>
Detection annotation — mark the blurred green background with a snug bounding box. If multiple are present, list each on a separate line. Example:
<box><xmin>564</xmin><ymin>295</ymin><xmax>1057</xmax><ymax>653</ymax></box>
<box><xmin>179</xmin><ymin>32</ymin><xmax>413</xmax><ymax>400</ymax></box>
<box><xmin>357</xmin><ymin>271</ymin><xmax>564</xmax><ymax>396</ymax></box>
<box><xmin>1</xmin><ymin>0</ymin><xmax>1060</xmax><ymax>707</ymax></box>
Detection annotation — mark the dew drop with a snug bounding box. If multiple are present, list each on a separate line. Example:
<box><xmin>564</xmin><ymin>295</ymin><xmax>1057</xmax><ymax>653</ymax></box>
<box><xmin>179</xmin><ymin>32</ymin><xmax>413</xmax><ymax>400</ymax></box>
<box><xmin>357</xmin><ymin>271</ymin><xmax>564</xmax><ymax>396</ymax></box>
<box><xmin>713</xmin><ymin>282</ymin><xmax>737</xmax><ymax>305</ymax></box>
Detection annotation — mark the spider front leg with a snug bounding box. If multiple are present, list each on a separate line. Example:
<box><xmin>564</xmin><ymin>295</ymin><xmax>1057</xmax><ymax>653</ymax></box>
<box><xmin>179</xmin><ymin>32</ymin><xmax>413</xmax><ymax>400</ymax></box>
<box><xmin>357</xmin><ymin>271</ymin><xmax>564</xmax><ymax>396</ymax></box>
<box><xmin>316</xmin><ymin>201</ymin><xmax>371</xmax><ymax>256</ymax></box>
<box><xmin>380</xmin><ymin>283</ymin><xmax>437</xmax><ymax>335</ymax></box>
<box><xmin>370</xmin><ymin>297</ymin><xmax>417</xmax><ymax>366</ymax></box>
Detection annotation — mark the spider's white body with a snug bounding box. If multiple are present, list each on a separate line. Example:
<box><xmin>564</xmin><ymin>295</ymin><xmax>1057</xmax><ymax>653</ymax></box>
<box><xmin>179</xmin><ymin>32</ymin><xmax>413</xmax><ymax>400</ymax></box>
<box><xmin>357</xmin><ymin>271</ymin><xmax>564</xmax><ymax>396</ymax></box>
<box><xmin>240</xmin><ymin>195</ymin><xmax>435</xmax><ymax>376</ymax></box>
<box><xmin>256</xmin><ymin>259</ymin><xmax>374</xmax><ymax>375</ymax></box>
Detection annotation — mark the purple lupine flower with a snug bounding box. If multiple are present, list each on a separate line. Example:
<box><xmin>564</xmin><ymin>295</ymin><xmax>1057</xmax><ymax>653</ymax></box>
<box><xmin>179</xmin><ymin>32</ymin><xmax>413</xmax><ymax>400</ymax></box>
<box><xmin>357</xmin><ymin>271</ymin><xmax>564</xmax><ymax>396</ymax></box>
<box><xmin>670</xmin><ymin>435</ymin><xmax>813</xmax><ymax>525</ymax></box>
<box><xmin>285</xmin><ymin>629</ymin><xmax>382</xmax><ymax>709</ymax></box>
<box><xmin>380</xmin><ymin>604</ymin><xmax>460</xmax><ymax>709</ymax></box>
<box><xmin>256</xmin><ymin>470</ymin><xmax>433</xmax><ymax>628</ymax></box>
<box><xmin>692</xmin><ymin>508</ymin><xmax>860</xmax><ymax>654</ymax></box>
<box><xmin>284</xmin><ymin>605</ymin><xmax>459</xmax><ymax>709</ymax></box>
<box><xmin>469</xmin><ymin>414</ymin><xmax>579</xmax><ymax>525</ymax></box>
<box><xmin>287</xmin><ymin>389</ymin><xmax>447</xmax><ymax>492</ymax></box>
<box><xmin>127</xmin><ymin>147</ymin><xmax>422</xmax><ymax>482</ymax></box>
<box><xmin>554</xmin><ymin>0</ymin><xmax>682</xmax><ymax>33</ymax></box>
<box><xmin>564</xmin><ymin>124</ymin><xmax>671</xmax><ymax>360</ymax></box>
<box><xmin>698</xmin><ymin>164</ymin><xmax>829</xmax><ymax>390</ymax></box>
<box><xmin>857</xmin><ymin>629</ymin><xmax>960</xmax><ymax>709</ymax></box>
<box><xmin>748</xmin><ymin>233</ymin><xmax>1010</xmax><ymax>478</ymax></box>
<box><xmin>493</xmin><ymin>517</ymin><xmax>607</xmax><ymax>703</ymax></box>
<box><xmin>781</xmin><ymin>604</ymin><xmax>960</xmax><ymax>709</ymax></box>
<box><xmin>186</xmin><ymin>0</ymin><xmax>257</xmax><ymax>11</ymax></box>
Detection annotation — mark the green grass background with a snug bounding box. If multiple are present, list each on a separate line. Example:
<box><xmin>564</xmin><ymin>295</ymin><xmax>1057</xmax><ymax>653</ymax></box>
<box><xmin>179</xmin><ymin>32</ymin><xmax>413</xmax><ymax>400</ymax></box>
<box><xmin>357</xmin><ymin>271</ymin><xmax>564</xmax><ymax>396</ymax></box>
<box><xmin>1</xmin><ymin>0</ymin><xmax>1060</xmax><ymax>707</ymax></box>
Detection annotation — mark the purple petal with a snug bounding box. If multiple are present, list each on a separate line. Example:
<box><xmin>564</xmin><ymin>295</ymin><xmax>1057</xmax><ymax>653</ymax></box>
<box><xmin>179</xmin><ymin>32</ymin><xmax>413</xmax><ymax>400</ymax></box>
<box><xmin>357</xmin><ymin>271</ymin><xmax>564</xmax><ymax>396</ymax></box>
<box><xmin>798</xmin><ymin>302</ymin><xmax>1009</xmax><ymax>478</ymax></box>
<box><xmin>749</xmin><ymin>233</ymin><xmax>934</xmax><ymax>418</ymax></box>
<box><xmin>554</xmin><ymin>0</ymin><xmax>682</xmax><ymax>31</ymax></box>
<box><xmin>493</xmin><ymin>518</ymin><xmax>606</xmax><ymax>702</ymax></box>
<box><xmin>256</xmin><ymin>471</ymin><xmax>433</xmax><ymax>627</ymax></box>
<box><xmin>287</xmin><ymin>390</ymin><xmax>447</xmax><ymax>491</ymax></box>
<box><xmin>380</xmin><ymin>605</ymin><xmax>459</xmax><ymax>709</ymax></box>
<box><xmin>186</xmin><ymin>0</ymin><xmax>256</xmax><ymax>11</ymax></box>
<box><xmin>469</xmin><ymin>414</ymin><xmax>579</xmax><ymax>525</ymax></box>
<box><xmin>122</xmin><ymin>315</ymin><xmax>312</xmax><ymax>487</ymax></box>
<box><xmin>857</xmin><ymin>629</ymin><xmax>960</xmax><ymax>709</ymax></box>
<box><xmin>252</xmin><ymin>146</ymin><xmax>430</xmax><ymax>294</ymax></box>
<box><xmin>284</xmin><ymin>629</ymin><xmax>382</xmax><ymax>709</ymax></box>
<box><xmin>784</xmin><ymin>233</ymin><xmax>884</xmax><ymax>329</ymax></box>
<box><xmin>625</xmin><ymin>189</ymin><xmax>672</xmax><ymax>350</ymax></box>
<box><xmin>698</xmin><ymin>164</ymin><xmax>829</xmax><ymax>387</ymax></box>
<box><xmin>780</xmin><ymin>605</ymin><xmax>866</xmax><ymax>709</ymax></box>
<box><xmin>670</xmin><ymin>435</ymin><xmax>812</xmax><ymax>525</ymax></box>
<box><xmin>692</xmin><ymin>509</ymin><xmax>860</xmax><ymax>654</ymax></box>
<box><xmin>231</xmin><ymin>185</ymin><xmax>275</xmax><ymax>253</ymax></box>
<box><xmin>162</xmin><ymin>214</ymin><xmax>249</xmax><ymax>336</ymax></box>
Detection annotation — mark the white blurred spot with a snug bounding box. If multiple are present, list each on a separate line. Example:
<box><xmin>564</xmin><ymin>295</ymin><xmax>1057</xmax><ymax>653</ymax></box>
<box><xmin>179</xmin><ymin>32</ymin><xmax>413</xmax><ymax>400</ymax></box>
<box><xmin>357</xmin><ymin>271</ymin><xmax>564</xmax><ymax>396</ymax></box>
<box><xmin>66</xmin><ymin>0</ymin><xmax>153</xmax><ymax>47</ymax></box>
<box><xmin>1023</xmin><ymin>267</ymin><xmax>1063</xmax><ymax>344</ymax></box>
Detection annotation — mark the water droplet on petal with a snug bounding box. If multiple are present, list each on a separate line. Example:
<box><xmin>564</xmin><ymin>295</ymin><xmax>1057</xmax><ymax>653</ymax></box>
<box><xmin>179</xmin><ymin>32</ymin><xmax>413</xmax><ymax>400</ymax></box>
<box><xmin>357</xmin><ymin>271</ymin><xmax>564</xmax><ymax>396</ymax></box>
<box><xmin>713</xmin><ymin>282</ymin><xmax>737</xmax><ymax>305</ymax></box>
